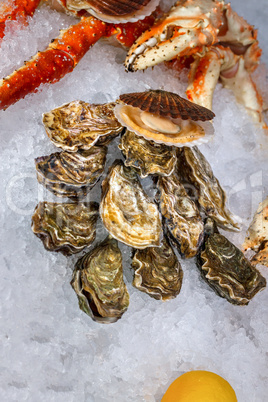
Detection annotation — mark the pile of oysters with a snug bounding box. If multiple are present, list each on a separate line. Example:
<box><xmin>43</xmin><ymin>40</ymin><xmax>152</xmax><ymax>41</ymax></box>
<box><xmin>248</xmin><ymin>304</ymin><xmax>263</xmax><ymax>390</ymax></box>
<box><xmin>31</xmin><ymin>90</ymin><xmax>266</xmax><ymax>324</ymax></box>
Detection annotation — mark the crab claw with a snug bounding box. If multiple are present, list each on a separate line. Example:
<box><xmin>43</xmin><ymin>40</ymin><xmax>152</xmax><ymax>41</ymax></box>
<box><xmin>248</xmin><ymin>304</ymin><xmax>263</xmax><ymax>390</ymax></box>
<box><xmin>125</xmin><ymin>0</ymin><xmax>224</xmax><ymax>71</ymax></box>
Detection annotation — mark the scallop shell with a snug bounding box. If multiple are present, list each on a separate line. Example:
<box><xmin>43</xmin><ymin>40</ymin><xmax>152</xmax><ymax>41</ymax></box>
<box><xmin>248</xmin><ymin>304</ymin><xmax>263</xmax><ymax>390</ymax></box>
<box><xmin>119</xmin><ymin>90</ymin><xmax>215</xmax><ymax>121</ymax></box>
<box><xmin>243</xmin><ymin>196</ymin><xmax>268</xmax><ymax>267</ymax></box>
<box><xmin>197</xmin><ymin>229</ymin><xmax>266</xmax><ymax>305</ymax></box>
<box><xmin>176</xmin><ymin>146</ymin><xmax>241</xmax><ymax>231</ymax></box>
<box><xmin>66</xmin><ymin>0</ymin><xmax>160</xmax><ymax>23</ymax></box>
<box><xmin>35</xmin><ymin>146</ymin><xmax>107</xmax><ymax>199</ymax></box>
<box><xmin>71</xmin><ymin>236</ymin><xmax>129</xmax><ymax>323</ymax></box>
<box><xmin>114</xmin><ymin>104</ymin><xmax>214</xmax><ymax>148</ymax></box>
<box><xmin>132</xmin><ymin>235</ymin><xmax>183</xmax><ymax>300</ymax></box>
<box><xmin>119</xmin><ymin>129</ymin><xmax>177</xmax><ymax>178</ymax></box>
<box><xmin>43</xmin><ymin>101</ymin><xmax>123</xmax><ymax>152</ymax></box>
<box><xmin>156</xmin><ymin>168</ymin><xmax>204</xmax><ymax>258</ymax></box>
<box><xmin>32</xmin><ymin>202</ymin><xmax>99</xmax><ymax>255</ymax></box>
<box><xmin>100</xmin><ymin>160</ymin><xmax>163</xmax><ymax>249</ymax></box>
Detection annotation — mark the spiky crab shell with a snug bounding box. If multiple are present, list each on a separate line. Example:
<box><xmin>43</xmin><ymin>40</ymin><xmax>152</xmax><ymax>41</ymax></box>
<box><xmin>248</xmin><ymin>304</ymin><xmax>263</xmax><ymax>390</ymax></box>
<box><xmin>243</xmin><ymin>196</ymin><xmax>268</xmax><ymax>267</ymax></box>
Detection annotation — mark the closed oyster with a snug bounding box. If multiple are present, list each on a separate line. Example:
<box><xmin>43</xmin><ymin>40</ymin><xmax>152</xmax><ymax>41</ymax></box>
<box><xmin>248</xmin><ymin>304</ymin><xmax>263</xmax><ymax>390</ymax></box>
<box><xmin>32</xmin><ymin>201</ymin><xmax>98</xmax><ymax>255</ymax></box>
<box><xmin>119</xmin><ymin>129</ymin><xmax>177</xmax><ymax>178</ymax></box>
<box><xmin>197</xmin><ymin>224</ymin><xmax>266</xmax><ymax>305</ymax></box>
<box><xmin>66</xmin><ymin>0</ymin><xmax>160</xmax><ymax>23</ymax></box>
<box><xmin>71</xmin><ymin>236</ymin><xmax>129</xmax><ymax>323</ymax></box>
<box><xmin>43</xmin><ymin>101</ymin><xmax>123</xmax><ymax>152</ymax></box>
<box><xmin>132</xmin><ymin>235</ymin><xmax>183</xmax><ymax>300</ymax></box>
<box><xmin>35</xmin><ymin>146</ymin><xmax>107</xmax><ymax>198</ymax></box>
<box><xmin>177</xmin><ymin>146</ymin><xmax>240</xmax><ymax>231</ymax></box>
<box><xmin>156</xmin><ymin>169</ymin><xmax>204</xmax><ymax>258</ymax></box>
<box><xmin>115</xmin><ymin>90</ymin><xmax>214</xmax><ymax>147</ymax></box>
<box><xmin>243</xmin><ymin>196</ymin><xmax>268</xmax><ymax>267</ymax></box>
<box><xmin>100</xmin><ymin>160</ymin><xmax>162</xmax><ymax>248</ymax></box>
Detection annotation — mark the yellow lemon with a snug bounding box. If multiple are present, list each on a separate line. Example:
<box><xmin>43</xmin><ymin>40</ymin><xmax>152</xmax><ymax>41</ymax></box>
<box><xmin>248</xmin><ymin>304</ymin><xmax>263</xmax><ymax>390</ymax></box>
<box><xmin>161</xmin><ymin>370</ymin><xmax>237</xmax><ymax>402</ymax></box>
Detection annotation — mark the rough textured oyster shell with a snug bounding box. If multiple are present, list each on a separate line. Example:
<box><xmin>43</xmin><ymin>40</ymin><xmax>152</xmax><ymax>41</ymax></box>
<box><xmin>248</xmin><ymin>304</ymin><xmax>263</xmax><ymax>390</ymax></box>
<box><xmin>156</xmin><ymin>169</ymin><xmax>204</xmax><ymax>258</ymax></box>
<box><xmin>71</xmin><ymin>236</ymin><xmax>129</xmax><ymax>323</ymax></box>
<box><xmin>35</xmin><ymin>146</ymin><xmax>107</xmax><ymax>199</ymax></box>
<box><xmin>100</xmin><ymin>160</ymin><xmax>162</xmax><ymax>248</ymax></box>
<box><xmin>119</xmin><ymin>130</ymin><xmax>177</xmax><ymax>178</ymax></box>
<box><xmin>119</xmin><ymin>90</ymin><xmax>215</xmax><ymax>120</ymax></box>
<box><xmin>197</xmin><ymin>228</ymin><xmax>266</xmax><ymax>305</ymax></box>
<box><xmin>32</xmin><ymin>201</ymin><xmax>98</xmax><ymax>255</ymax></box>
<box><xmin>243</xmin><ymin>196</ymin><xmax>268</xmax><ymax>267</ymax></box>
<box><xmin>177</xmin><ymin>146</ymin><xmax>240</xmax><ymax>231</ymax></box>
<box><xmin>43</xmin><ymin>101</ymin><xmax>123</xmax><ymax>152</ymax></box>
<box><xmin>66</xmin><ymin>0</ymin><xmax>160</xmax><ymax>23</ymax></box>
<box><xmin>132</xmin><ymin>235</ymin><xmax>183</xmax><ymax>300</ymax></box>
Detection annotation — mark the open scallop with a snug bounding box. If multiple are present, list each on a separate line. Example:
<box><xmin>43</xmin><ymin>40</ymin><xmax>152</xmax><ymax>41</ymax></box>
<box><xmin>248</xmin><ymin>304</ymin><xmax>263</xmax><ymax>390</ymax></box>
<box><xmin>114</xmin><ymin>90</ymin><xmax>215</xmax><ymax>147</ymax></box>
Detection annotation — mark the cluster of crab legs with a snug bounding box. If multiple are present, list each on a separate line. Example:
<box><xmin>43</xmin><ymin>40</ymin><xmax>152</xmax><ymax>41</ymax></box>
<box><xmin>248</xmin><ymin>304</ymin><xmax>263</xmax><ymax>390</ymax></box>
<box><xmin>0</xmin><ymin>0</ymin><xmax>266</xmax><ymax>127</ymax></box>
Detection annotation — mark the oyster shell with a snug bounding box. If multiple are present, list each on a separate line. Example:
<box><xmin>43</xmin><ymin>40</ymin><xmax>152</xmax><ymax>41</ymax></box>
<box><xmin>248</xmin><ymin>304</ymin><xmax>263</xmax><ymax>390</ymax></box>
<box><xmin>156</xmin><ymin>169</ymin><xmax>204</xmax><ymax>258</ymax></box>
<box><xmin>119</xmin><ymin>129</ymin><xmax>177</xmax><ymax>178</ymax></box>
<box><xmin>119</xmin><ymin>90</ymin><xmax>215</xmax><ymax>120</ymax></box>
<box><xmin>114</xmin><ymin>90</ymin><xmax>214</xmax><ymax>147</ymax></box>
<box><xmin>43</xmin><ymin>101</ymin><xmax>123</xmax><ymax>152</ymax></box>
<box><xmin>132</xmin><ymin>235</ymin><xmax>183</xmax><ymax>300</ymax></box>
<box><xmin>32</xmin><ymin>201</ymin><xmax>98</xmax><ymax>255</ymax></box>
<box><xmin>100</xmin><ymin>160</ymin><xmax>162</xmax><ymax>248</ymax></box>
<box><xmin>35</xmin><ymin>146</ymin><xmax>107</xmax><ymax>199</ymax></box>
<box><xmin>71</xmin><ymin>236</ymin><xmax>129</xmax><ymax>323</ymax></box>
<box><xmin>243</xmin><ymin>196</ymin><xmax>268</xmax><ymax>267</ymax></box>
<box><xmin>177</xmin><ymin>146</ymin><xmax>240</xmax><ymax>231</ymax></box>
<box><xmin>66</xmin><ymin>0</ymin><xmax>160</xmax><ymax>23</ymax></box>
<box><xmin>197</xmin><ymin>224</ymin><xmax>266</xmax><ymax>305</ymax></box>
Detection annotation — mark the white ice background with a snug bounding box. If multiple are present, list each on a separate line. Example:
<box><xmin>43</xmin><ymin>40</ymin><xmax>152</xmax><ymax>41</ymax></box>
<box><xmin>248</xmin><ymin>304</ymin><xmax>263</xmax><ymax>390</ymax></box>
<box><xmin>0</xmin><ymin>1</ymin><xmax>268</xmax><ymax>401</ymax></box>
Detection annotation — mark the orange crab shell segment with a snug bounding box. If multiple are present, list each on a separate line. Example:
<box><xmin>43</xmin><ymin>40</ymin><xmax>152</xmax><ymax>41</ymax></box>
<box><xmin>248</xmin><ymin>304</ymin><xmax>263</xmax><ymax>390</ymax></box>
<box><xmin>243</xmin><ymin>197</ymin><xmax>268</xmax><ymax>267</ymax></box>
<box><xmin>119</xmin><ymin>90</ymin><xmax>215</xmax><ymax>121</ymax></box>
<box><xmin>113</xmin><ymin>10</ymin><xmax>159</xmax><ymax>48</ymax></box>
<box><xmin>0</xmin><ymin>16</ymin><xmax>111</xmax><ymax>110</ymax></box>
<box><xmin>0</xmin><ymin>0</ymin><xmax>41</xmax><ymax>40</ymax></box>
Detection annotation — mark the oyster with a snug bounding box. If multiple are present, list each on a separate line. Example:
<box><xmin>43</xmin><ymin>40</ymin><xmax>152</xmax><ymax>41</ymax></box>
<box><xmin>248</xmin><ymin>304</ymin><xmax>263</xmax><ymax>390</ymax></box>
<box><xmin>115</xmin><ymin>90</ymin><xmax>214</xmax><ymax>147</ymax></box>
<box><xmin>71</xmin><ymin>236</ymin><xmax>129</xmax><ymax>323</ymax></box>
<box><xmin>43</xmin><ymin>101</ymin><xmax>123</xmax><ymax>152</ymax></box>
<box><xmin>35</xmin><ymin>146</ymin><xmax>107</xmax><ymax>198</ymax></box>
<box><xmin>132</xmin><ymin>235</ymin><xmax>183</xmax><ymax>300</ymax></box>
<box><xmin>32</xmin><ymin>201</ymin><xmax>99</xmax><ymax>255</ymax></box>
<box><xmin>66</xmin><ymin>0</ymin><xmax>160</xmax><ymax>23</ymax></box>
<box><xmin>156</xmin><ymin>169</ymin><xmax>204</xmax><ymax>258</ymax></box>
<box><xmin>197</xmin><ymin>220</ymin><xmax>266</xmax><ymax>305</ymax></box>
<box><xmin>243</xmin><ymin>197</ymin><xmax>268</xmax><ymax>267</ymax></box>
<box><xmin>119</xmin><ymin>129</ymin><xmax>177</xmax><ymax>178</ymax></box>
<box><xmin>100</xmin><ymin>160</ymin><xmax>162</xmax><ymax>248</ymax></box>
<box><xmin>177</xmin><ymin>146</ymin><xmax>240</xmax><ymax>231</ymax></box>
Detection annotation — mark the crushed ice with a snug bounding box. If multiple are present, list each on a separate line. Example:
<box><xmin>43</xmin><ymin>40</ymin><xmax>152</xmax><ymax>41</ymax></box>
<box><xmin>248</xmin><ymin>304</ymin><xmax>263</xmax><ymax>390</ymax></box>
<box><xmin>0</xmin><ymin>1</ymin><xmax>268</xmax><ymax>401</ymax></box>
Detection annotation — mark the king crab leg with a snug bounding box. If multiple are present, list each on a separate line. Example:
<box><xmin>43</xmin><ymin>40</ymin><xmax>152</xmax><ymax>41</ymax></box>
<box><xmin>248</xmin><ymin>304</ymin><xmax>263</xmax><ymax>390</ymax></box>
<box><xmin>186</xmin><ymin>44</ymin><xmax>265</xmax><ymax>126</ymax></box>
<box><xmin>0</xmin><ymin>0</ymin><xmax>42</xmax><ymax>41</ymax></box>
<box><xmin>0</xmin><ymin>10</ymin><xmax>157</xmax><ymax>110</ymax></box>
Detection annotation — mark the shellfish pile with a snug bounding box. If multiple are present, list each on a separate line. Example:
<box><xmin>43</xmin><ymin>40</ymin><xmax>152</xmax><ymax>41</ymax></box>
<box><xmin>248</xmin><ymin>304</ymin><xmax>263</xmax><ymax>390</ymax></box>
<box><xmin>31</xmin><ymin>90</ymin><xmax>266</xmax><ymax>323</ymax></box>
